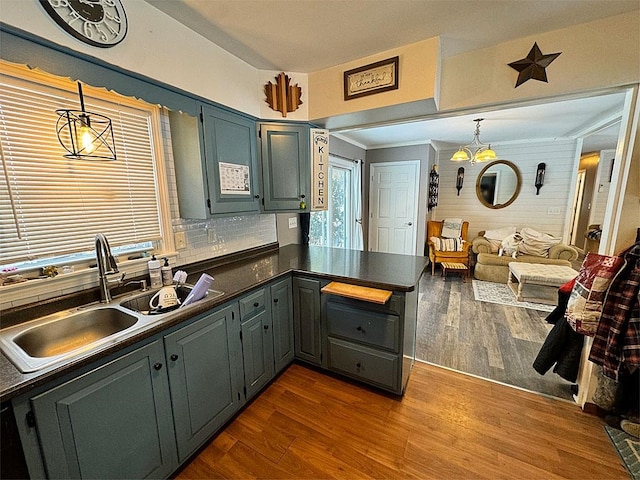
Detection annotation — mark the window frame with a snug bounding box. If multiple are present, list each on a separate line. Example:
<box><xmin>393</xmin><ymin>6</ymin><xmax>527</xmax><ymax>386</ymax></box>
<box><xmin>0</xmin><ymin>61</ymin><xmax>174</xmax><ymax>304</ymax></box>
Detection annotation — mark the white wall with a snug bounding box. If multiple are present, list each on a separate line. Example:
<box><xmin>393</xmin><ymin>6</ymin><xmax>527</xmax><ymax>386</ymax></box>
<box><xmin>433</xmin><ymin>139</ymin><xmax>580</xmax><ymax>240</ymax></box>
<box><xmin>0</xmin><ymin>0</ymin><xmax>309</xmax><ymax>118</ymax></box>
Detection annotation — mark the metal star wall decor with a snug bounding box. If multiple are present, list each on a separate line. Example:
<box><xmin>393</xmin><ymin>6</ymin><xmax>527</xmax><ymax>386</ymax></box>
<box><xmin>508</xmin><ymin>42</ymin><xmax>561</xmax><ymax>88</ymax></box>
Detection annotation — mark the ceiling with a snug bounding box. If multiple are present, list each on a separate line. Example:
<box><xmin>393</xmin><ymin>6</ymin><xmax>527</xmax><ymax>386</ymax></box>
<box><xmin>334</xmin><ymin>91</ymin><xmax>627</xmax><ymax>152</ymax></box>
<box><xmin>144</xmin><ymin>0</ymin><xmax>635</xmax><ymax>152</ymax></box>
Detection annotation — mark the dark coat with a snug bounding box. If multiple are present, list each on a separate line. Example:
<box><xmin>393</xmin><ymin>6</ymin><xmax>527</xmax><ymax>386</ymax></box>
<box><xmin>533</xmin><ymin>295</ymin><xmax>584</xmax><ymax>383</ymax></box>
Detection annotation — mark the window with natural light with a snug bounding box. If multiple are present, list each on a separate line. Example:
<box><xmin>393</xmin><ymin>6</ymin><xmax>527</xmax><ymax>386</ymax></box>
<box><xmin>309</xmin><ymin>156</ymin><xmax>363</xmax><ymax>250</ymax></box>
<box><xmin>0</xmin><ymin>62</ymin><xmax>166</xmax><ymax>275</ymax></box>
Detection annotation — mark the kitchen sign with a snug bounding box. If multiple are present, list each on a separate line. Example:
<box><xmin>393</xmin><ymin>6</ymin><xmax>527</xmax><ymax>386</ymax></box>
<box><xmin>311</xmin><ymin>129</ymin><xmax>329</xmax><ymax>211</ymax></box>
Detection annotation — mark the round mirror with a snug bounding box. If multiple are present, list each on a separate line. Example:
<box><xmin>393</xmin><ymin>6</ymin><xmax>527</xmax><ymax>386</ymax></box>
<box><xmin>475</xmin><ymin>160</ymin><xmax>522</xmax><ymax>209</ymax></box>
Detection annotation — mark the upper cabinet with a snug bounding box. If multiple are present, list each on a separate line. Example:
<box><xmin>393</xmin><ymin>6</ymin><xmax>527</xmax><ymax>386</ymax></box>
<box><xmin>258</xmin><ymin>123</ymin><xmax>310</xmax><ymax>212</ymax></box>
<box><xmin>170</xmin><ymin>105</ymin><xmax>260</xmax><ymax>218</ymax></box>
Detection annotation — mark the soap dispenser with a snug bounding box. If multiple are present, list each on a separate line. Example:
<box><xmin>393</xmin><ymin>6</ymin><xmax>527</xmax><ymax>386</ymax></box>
<box><xmin>148</xmin><ymin>254</ymin><xmax>162</xmax><ymax>288</ymax></box>
<box><xmin>161</xmin><ymin>258</ymin><xmax>173</xmax><ymax>286</ymax></box>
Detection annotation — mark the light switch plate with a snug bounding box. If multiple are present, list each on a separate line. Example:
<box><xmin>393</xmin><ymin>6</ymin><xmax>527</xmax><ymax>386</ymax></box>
<box><xmin>174</xmin><ymin>231</ymin><xmax>186</xmax><ymax>249</ymax></box>
<box><xmin>547</xmin><ymin>207</ymin><xmax>561</xmax><ymax>215</ymax></box>
<box><xmin>288</xmin><ymin>217</ymin><xmax>297</xmax><ymax>229</ymax></box>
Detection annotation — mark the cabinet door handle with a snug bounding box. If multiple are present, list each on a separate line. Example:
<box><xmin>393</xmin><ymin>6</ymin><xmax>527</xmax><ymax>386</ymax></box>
<box><xmin>254</xmin><ymin>195</ymin><xmax>260</xmax><ymax>199</ymax></box>
<box><xmin>356</xmin><ymin>326</ymin><xmax>363</xmax><ymax>332</ymax></box>
<box><xmin>273</xmin><ymin>298</ymin><xmax>279</xmax><ymax>303</ymax></box>
<box><xmin>153</xmin><ymin>363</ymin><xmax>163</xmax><ymax>371</ymax></box>
<box><xmin>264</xmin><ymin>325</ymin><xmax>270</xmax><ymax>331</ymax></box>
<box><xmin>300</xmin><ymin>194</ymin><xmax>306</xmax><ymax>199</ymax></box>
<box><xmin>253</xmin><ymin>302</ymin><xmax>259</xmax><ymax>307</ymax></box>
<box><xmin>170</xmin><ymin>354</ymin><xmax>179</xmax><ymax>361</ymax></box>
<box><xmin>356</xmin><ymin>362</ymin><xmax>362</xmax><ymax>369</ymax></box>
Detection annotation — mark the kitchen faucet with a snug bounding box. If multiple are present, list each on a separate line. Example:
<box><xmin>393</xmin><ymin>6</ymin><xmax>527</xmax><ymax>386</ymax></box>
<box><xmin>95</xmin><ymin>233</ymin><xmax>125</xmax><ymax>303</ymax></box>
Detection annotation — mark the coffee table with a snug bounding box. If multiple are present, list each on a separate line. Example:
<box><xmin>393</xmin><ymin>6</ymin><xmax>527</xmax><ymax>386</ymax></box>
<box><xmin>508</xmin><ymin>262</ymin><xmax>578</xmax><ymax>304</ymax></box>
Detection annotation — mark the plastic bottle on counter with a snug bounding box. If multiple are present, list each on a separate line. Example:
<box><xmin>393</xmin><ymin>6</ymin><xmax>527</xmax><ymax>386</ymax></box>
<box><xmin>161</xmin><ymin>258</ymin><xmax>173</xmax><ymax>286</ymax></box>
<box><xmin>148</xmin><ymin>255</ymin><xmax>162</xmax><ymax>288</ymax></box>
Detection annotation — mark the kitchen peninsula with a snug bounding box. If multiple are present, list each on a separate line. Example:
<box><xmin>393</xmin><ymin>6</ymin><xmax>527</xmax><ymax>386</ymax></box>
<box><xmin>0</xmin><ymin>245</ymin><xmax>427</xmax><ymax>479</ymax></box>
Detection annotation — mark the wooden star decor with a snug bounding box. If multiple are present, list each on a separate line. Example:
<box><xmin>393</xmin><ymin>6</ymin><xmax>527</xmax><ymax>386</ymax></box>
<box><xmin>264</xmin><ymin>72</ymin><xmax>302</xmax><ymax>117</ymax></box>
<box><xmin>508</xmin><ymin>42</ymin><xmax>561</xmax><ymax>88</ymax></box>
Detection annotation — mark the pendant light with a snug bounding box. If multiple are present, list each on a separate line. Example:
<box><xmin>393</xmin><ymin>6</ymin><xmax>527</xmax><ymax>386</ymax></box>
<box><xmin>450</xmin><ymin>118</ymin><xmax>497</xmax><ymax>165</ymax></box>
<box><xmin>56</xmin><ymin>82</ymin><xmax>117</xmax><ymax>161</ymax></box>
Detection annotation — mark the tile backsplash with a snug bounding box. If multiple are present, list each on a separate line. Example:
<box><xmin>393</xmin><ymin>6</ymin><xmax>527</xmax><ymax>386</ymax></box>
<box><xmin>172</xmin><ymin>215</ymin><xmax>277</xmax><ymax>266</ymax></box>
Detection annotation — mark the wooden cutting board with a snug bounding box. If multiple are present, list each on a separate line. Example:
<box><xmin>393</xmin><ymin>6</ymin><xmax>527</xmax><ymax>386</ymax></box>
<box><xmin>321</xmin><ymin>281</ymin><xmax>392</xmax><ymax>304</ymax></box>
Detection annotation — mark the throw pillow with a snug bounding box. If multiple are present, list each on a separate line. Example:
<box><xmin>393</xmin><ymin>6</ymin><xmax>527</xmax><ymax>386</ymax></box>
<box><xmin>430</xmin><ymin>236</ymin><xmax>464</xmax><ymax>252</ymax></box>
<box><xmin>565</xmin><ymin>253</ymin><xmax>624</xmax><ymax>336</ymax></box>
<box><xmin>484</xmin><ymin>226</ymin><xmax>516</xmax><ymax>253</ymax></box>
<box><xmin>518</xmin><ymin>227</ymin><xmax>561</xmax><ymax>258</ymax></box>
<box><xmin>441</xmin><ymin>218</ymin><xmax>463</xmax><ymax>238</ymax></box>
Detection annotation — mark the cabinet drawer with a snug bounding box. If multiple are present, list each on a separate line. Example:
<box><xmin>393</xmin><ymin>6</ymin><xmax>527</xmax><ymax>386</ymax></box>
<box><xmin>328</xmin><ymin>338</ymin><xmax>398</xmax><ymax>391</ymax></box>
<box><xmin>326</xmin><ymin>300</ymin><xmax>399</xmax><ymax>351</ymax></box>
<box><xmin>239</xmin><ymin>289</ymin><xmax>267</xmax><ymax>320</ymax></box>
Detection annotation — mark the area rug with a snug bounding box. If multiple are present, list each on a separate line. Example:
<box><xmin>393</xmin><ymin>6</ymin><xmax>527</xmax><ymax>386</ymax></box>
<box><xmin>472</xmin><ymin>280</ymin><xmax>554</xmax><ymax>312</ymax></box>
<box><xmin>605</xmin><ymin>425</ymin><xmax>640</xmax><ymax>480</ymax></box>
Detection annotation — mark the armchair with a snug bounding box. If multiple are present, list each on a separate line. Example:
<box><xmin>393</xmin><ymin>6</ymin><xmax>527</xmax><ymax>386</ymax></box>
<box><xmin>426</xmin><ymin>220</ymin><xmax>471</xmax><ymax>275</ymax></box>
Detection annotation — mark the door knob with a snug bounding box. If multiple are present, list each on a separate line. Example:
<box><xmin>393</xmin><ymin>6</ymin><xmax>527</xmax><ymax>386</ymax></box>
<box><xmin>170</xmin><ymin>354</ymin><xmax>179</xmax><ymax>361</ymax></box>
<box><xmin>153</xmin><ymin>363</ymin><xmax>163</xmax><ymax>371</ymax></box>
<box><xmin>405</xmin><ymin>222</ymin><xmax>413</xmax><ymax>226</ymax></box>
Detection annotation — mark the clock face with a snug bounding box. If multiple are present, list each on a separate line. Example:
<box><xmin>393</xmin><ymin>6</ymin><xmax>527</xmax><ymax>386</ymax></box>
<box><xmin>40</xmin><ymin>0</ymin><xmax>128</xmax><ymax>48</ymax></box>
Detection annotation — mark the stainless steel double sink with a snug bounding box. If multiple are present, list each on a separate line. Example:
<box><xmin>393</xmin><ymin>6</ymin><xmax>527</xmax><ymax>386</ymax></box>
<box><xmin>0</xmin><ymin>285</ymin><xmax>224</xmax><ymax>373</ymax></box>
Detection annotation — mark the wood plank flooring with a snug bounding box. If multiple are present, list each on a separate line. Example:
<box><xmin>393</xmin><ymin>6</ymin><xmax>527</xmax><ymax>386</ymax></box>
<box><xmin>175</xmin><ymin>362</ymin><xmax>627</xmax><ymax>479</ymax></box>
<box><xmin>416</xmin><ymin>272</ymin><xmax>575</xmax><ymax>400</ymax></box>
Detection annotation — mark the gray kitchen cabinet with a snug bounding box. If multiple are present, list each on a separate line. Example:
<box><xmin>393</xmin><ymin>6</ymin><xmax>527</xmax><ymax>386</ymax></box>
<box><xmin>323</xmin><ymin>292</ymin><xmax>416</xmax><ymax>395</ymax></box>
<box><xmin>259</xmin><ymin>123</ymin><xmax>310</xmax><ymax>211</ymax></box>
<box><xmin>27</xmin><ymin>340</ymin><xmax>177</xmax><ymax>479</ymax></box>
<box><xmin>164</xmin><ymin>304</ymin><xmax>242</xmax><ymax>462</ymax></box>
<box><xmin>239</xmin><ymin>289</ymin><xmax>275</xmax><ymax>400</ymax></box>
<box><xmin>170</xmin><ymin>105</ymin><xmax>260</xmax><ymax>218</ymax></box>
<box><xmin>270</xmin><ymin>278</ymin><xmax>294</xmax><ymax>373</ymax></box>
<box><xmin>293</xmin><ymin>276</ymin><xmax>323</xmax><ymax>366</ymax></box>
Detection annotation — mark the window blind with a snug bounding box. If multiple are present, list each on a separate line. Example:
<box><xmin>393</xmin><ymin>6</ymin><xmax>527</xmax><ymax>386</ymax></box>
<box><xmin>0</xmin><ymin>73</ymin><xmax>162</xmax><ymax>265</ymax></box>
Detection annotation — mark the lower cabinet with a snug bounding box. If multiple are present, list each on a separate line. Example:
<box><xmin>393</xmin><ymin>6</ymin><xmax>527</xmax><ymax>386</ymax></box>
<box><xmin>240</xmin><ymin>310</ymin><xmax>274</xmax><ymax>400</ymax></box>
<box><xmin>323</xmin><ymin>291</ymin><xmax>412</xmax><ymax>395</ymax></box>
<box><xmin>293</xmin><ymin>277</ymin><xmax>323</xmax><ymax>366</ymax></box>
<box><xmin>28</xmin><ymin>340</ymin><xmax>177</xmax><ymax>479</ymax></box>
<box><xmin>270</xmin><ymin>278</ymin><xmax>294</xmax><ymax>373</ymax></box>
<box><xmin>164</xmin><ymin>304</ymin><xmax>242</xmax><ymax>462</ymax></box>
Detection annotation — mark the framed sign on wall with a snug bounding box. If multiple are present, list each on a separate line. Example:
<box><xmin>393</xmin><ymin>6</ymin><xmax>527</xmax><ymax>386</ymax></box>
<box><xmin>310</xmin><ymin>129</ymin><xmax>329</xmax><ymax>211</ymax></box>
<box><xmin>343</xmin><ymin>56</ymin><xmax>399</xmax><ymax>101</ymax></box>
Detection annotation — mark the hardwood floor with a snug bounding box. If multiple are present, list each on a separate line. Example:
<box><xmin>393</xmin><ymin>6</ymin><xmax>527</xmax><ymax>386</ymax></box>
<box><xmin>175</xmin><ymin>362</ymin><xmax>627</xmax><ymax>479</ymax></box>
<box><xmin>416</xmin><ymin>272</ymin><xmax>575</xmax><ymax>400</ymax></box>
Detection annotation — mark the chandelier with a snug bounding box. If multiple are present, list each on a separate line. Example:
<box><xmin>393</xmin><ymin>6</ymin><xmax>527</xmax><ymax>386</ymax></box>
<box><xmin>450</xmin><ymin>118</ymin><xmax>497</xmax><ymax>165</ymax></box>
<box><xmin>56</xmin><ymin>82</ymin><xmax>117</xmax><ymax>161</ymax></box>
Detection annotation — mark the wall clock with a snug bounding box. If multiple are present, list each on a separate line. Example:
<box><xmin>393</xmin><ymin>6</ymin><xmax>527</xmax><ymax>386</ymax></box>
<box><xmin>39</xmin><ymin>0</ymin><xmax>128</xmax><ymax>48</ymax></box>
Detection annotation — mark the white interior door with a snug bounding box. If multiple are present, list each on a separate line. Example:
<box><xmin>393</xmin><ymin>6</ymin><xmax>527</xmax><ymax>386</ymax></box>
<box><xmin>368</xmin><ymin>161</ymin><xmax>419</xmax><ymax>255</ymax></box>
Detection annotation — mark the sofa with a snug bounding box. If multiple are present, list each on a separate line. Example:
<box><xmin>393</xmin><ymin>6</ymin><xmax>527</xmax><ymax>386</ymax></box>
<box><xmin>472</xmin><ymin>229</ymin><xmax>578</xmax><ymax>283</ymax></box>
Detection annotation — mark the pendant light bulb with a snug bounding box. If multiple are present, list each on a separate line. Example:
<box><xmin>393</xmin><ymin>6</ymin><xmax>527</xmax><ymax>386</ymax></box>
<box><xmin>77</xmin><ymin>114</ymin><xmax>96</xmax><ymax>154</ymax></box>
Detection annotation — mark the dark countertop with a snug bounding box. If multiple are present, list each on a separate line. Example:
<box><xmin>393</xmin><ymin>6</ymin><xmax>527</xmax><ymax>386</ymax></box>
<box><xmin>0</xmin><ymin>244</ymin><xmax>427</xmax><ymax>401</ymax></box>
